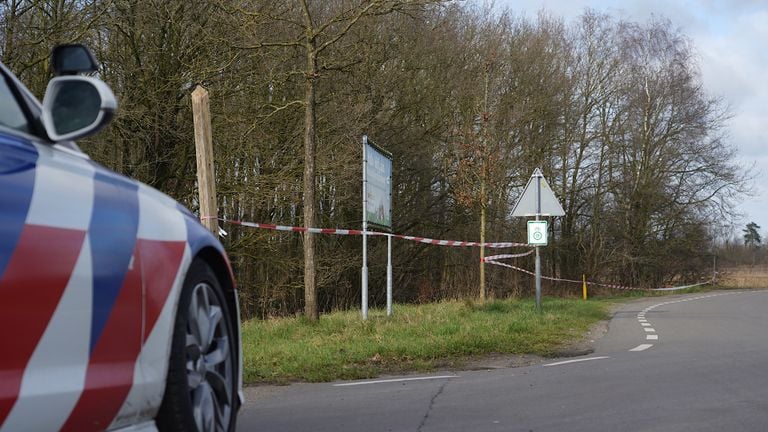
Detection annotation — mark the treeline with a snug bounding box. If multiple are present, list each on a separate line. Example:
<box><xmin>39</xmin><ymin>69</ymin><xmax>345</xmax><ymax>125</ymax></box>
<box><xmin>716</xmin><ymin>223</ymin><xmax>766</xmax><ymax>268</ymax></box>
<box><xmin>1</xmin><ymin>1</ymin><xmax>747</xmax><ymax>318</ymax></box>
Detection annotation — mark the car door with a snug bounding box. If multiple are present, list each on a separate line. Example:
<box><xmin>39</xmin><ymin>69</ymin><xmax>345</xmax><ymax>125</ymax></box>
<box><xmin>0</xmin><ymin>69</ymin><xmax>142</xmax><ymax>431</ymax></box>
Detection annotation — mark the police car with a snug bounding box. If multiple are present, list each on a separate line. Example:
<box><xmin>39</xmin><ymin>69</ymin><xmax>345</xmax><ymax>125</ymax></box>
<box><xmin>0</xmin><ymin>45</ymin><xmax>242</xmax><ymax>431</ymax></box>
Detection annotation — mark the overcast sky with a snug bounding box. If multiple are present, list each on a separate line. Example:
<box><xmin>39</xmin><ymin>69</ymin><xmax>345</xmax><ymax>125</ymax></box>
<box><xmin>493</xmin><ymin>0</ymin><xmax>767</xmax><ymax>237</ymax></box>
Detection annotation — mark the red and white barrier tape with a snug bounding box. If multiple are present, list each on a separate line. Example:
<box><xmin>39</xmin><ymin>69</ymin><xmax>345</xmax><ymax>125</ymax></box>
<box><xmin>484</xmin><ymin>251</ymin><xmax>535</xmax><ymax>261</ymax></box>
<box><xmin>485</xmin><ymin>260</ymin><xmax>645</xmax><ymax>291</ymax></box>
<box><xmin>205</xmin><ymin>217</ymin><xmax>529</xmax><ymax>249</ymax></box>
<box><xmin>485</xmin><ymin>260</ymin><xmax>712</xmax><ymax>292</ymax></box>
<box><xmin>651</xmin><ymin>281</ymin><xmax>711</xmax><ymax>291</ymax></box>
<box><xmin>207</xmin><ymin>216</ymin><xmax>710</xmax><ymax>292</ymax></box>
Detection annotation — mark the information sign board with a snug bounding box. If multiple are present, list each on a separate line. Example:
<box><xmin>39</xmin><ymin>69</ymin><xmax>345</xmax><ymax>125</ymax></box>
<box><xmin>364</xmin><ymin>140</ymin><xmax>392</xmax><ymax>229</ymax></box>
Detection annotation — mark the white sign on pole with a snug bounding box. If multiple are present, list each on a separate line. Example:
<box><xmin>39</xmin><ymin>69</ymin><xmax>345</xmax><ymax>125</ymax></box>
<box><xmin>527</xmin><ymin>220</ymin><xmax>548</xmax><ymax>245</ymax></box>
<box><xmin>362</xmin><ymin>135</ymin><xmax>394</xmax><ymax>320</ymax></box>
<box><xmin>511</xmin><ymin>168</ymin><xmax>565</xmax><ymax>311</ymax></box>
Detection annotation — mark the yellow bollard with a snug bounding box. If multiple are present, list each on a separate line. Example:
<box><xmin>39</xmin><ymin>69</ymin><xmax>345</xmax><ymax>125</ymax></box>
<box><xmin>582</xmin><ymin>274</ymin><xmax>588</xmax><ymax>300</ymax></box>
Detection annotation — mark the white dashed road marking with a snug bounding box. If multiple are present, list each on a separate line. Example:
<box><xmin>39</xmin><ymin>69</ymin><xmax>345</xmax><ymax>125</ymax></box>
<box><xmin>630</xmin><ymin>344</ymin><xmax>653</xmax><ymax>352</ymax></box>
<box><xmin>628</xmin><ymin>292</ymin><xmax>748</xmax><ymax>352</ymax></box>
<box><xmin>544</xmin><ymin>357</ymin><xmax>610</xmax><ymax>367</ymax></box>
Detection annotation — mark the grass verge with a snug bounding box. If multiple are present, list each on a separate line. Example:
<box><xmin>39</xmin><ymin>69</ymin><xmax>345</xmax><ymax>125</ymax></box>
<box><xmin>241</xmin><ymin>298</ymin><xmax>610</xmax><ymax>384</ymax></box>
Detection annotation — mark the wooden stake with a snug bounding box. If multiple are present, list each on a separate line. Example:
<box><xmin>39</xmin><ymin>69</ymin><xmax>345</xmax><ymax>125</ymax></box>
<box><xmin>192</xmin><ymin>85</ymin><xmax>218</xmax><ymax>234</ymax></box>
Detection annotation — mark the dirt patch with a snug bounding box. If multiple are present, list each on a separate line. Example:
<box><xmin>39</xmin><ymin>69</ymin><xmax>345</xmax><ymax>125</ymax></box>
<box><xmin>552</xmin><ymin>318</ymin><xmax>610</xmax><ymax>357</ymax></box>
<box><xmin>456</xmin><ymin>353</ymin><xmax>547</xmax><ymax>371</ymax></box>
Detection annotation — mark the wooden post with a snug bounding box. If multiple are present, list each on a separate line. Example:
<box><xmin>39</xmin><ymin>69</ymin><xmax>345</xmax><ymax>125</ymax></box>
<box><xmin>192</xmin><ymin>85</ymin><xmax>218</xmax><ymax>234</ymax></box>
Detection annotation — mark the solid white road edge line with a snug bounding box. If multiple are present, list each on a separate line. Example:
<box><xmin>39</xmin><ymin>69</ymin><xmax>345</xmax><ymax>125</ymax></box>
<box><xmin>543</xmin><ymin>356</ymin><xmax>610</xmax><ymax>367</ymax></box>
<box><xmin>630</xmin><ymin>344</ymin><xmax>653</xmax><ymax>352</ymax></box>
<box><xmin>333</xmin><ymin>375</ymin><xmax>458</xmax><ymax>387</ymax></box>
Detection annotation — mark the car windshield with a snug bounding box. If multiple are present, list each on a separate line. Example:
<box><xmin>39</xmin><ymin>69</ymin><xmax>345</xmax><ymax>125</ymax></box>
<box><xmin>0</xmin><ymin>73</ymin><xmax>30</xmax><ymax>134</ymax></box>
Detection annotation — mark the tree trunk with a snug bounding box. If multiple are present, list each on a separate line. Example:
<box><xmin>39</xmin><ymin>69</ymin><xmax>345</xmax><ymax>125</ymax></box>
<box><xmin>479</xmin><ymin>65</ymin><xmax>490</xmax><ymax>302</ymax></box>
<box><xmin>479</xmin><ymin>196</ymin><xmax>486</xmax><ymax>301</ymax></box>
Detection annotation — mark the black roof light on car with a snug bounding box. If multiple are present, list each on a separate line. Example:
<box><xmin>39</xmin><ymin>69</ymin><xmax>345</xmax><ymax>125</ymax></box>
<box><xmin>51</xmin><ymin>44</ymin><xmax>99</xmax><ymax>76</ymax></box>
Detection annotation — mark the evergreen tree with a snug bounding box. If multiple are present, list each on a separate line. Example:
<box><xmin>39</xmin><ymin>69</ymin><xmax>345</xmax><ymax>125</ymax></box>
<box><xmin>743</xmin><ymin>222</ymin><xmax>762</xmax><ymax>248</ymax></box>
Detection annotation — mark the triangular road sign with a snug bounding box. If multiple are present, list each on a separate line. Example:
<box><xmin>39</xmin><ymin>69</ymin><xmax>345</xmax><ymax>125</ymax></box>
<box><xmin>511</xmin><ymin>168</ymin><xmax>565</xmax><ymax>217</ymax></box>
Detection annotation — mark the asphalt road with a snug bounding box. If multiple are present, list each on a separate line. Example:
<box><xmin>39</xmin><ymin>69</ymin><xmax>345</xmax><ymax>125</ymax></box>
<box><xmin>238</xmin><ymin>290</ymin><xmax>768</xmax><ymax>431</ymax></box>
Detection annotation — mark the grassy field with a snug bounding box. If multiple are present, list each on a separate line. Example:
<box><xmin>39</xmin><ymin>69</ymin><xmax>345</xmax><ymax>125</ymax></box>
<box><xmin>241</xmin><ymin>298</ymin><xmax>610</xmax><ymax>384</ymax></box>
<box><xmin>719</xmin><ymin>265</ymin><xmax>768</xmax><ymax>289</ymax></box>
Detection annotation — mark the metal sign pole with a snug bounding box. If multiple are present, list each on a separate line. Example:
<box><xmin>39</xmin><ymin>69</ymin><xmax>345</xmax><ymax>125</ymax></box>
<box><xmin>362</xmin><ymin>136</ymin><xmax>369</xmax><ymax>320</ymax></box>
<box><xmin>387</xmin><ymin>235</ymin><xmax>393</xmax><ymax>316</ymax></box>
<box><xmin>535</xmin><ymin>174</ymin><xmax>542</xmax><ymax>311</ymax></box>
<box><xmin>535</xmin><ymin>245</ymin><xmax>541</xmax><ymax>310</ymax></box>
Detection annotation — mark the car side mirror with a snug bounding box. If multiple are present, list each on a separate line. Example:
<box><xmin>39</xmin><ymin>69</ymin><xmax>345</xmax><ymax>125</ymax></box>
<box><xmin>51</xmin><ymin>44</ymin><xmax>99</xmax><ymax>75</ymax></box>
<box><xmin>41</xmin><ymin>76</ymin><xmax>117</xmax><ymax>142</ymax></box>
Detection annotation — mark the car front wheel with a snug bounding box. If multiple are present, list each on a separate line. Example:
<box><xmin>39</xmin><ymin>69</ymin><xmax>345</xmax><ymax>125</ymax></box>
<box><xmin>157</xmin><ymin>259</ymin><xmax>237</xmax><ymax>432</ymax></box>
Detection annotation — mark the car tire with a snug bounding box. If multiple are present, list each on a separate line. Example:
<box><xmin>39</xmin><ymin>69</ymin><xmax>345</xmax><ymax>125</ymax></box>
<box><xmin>156</xmin><ymin>259</ymin><xmax>237</xmax><ymax>432</ymax></box>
